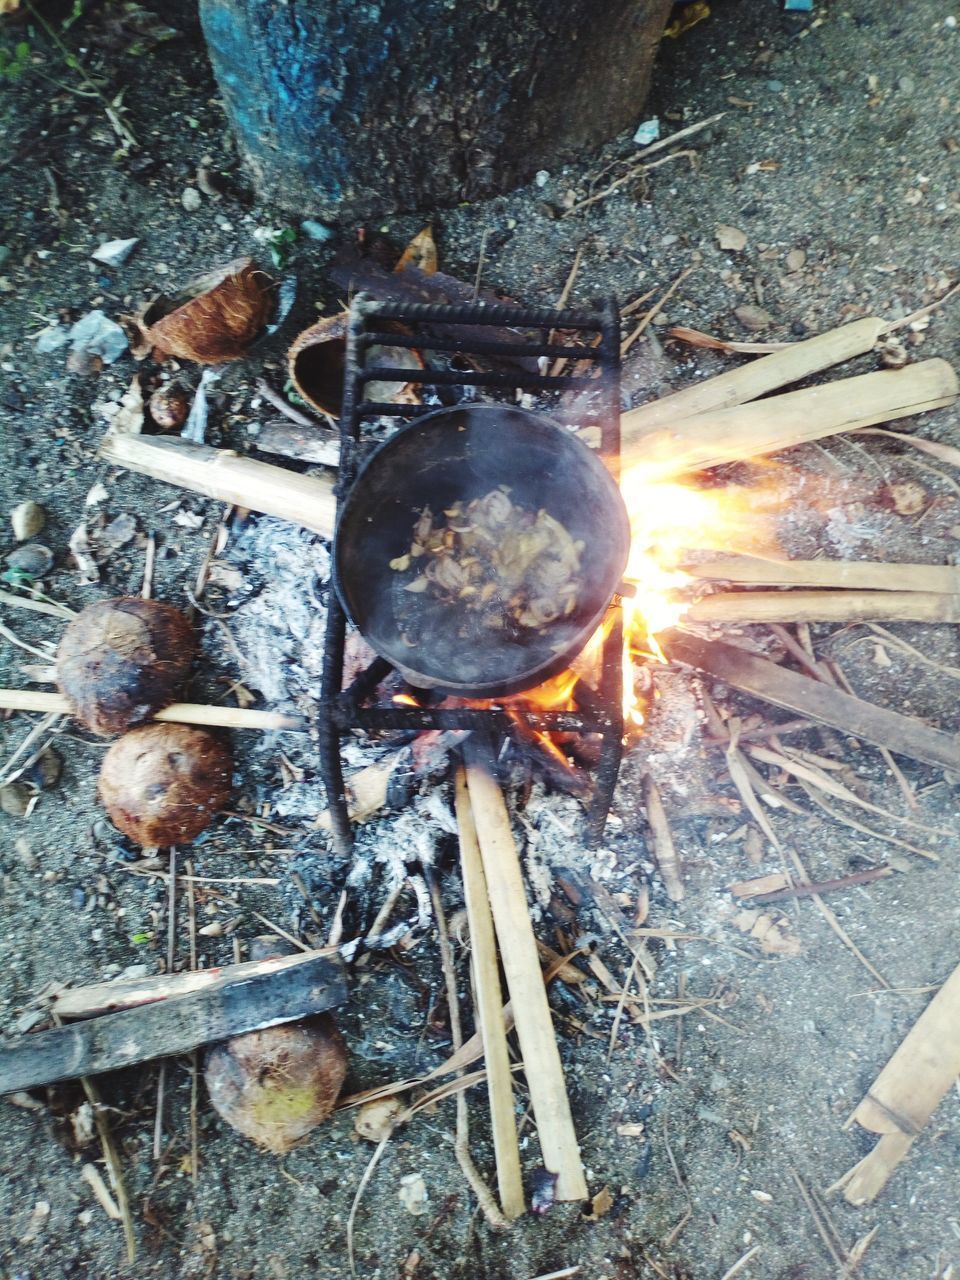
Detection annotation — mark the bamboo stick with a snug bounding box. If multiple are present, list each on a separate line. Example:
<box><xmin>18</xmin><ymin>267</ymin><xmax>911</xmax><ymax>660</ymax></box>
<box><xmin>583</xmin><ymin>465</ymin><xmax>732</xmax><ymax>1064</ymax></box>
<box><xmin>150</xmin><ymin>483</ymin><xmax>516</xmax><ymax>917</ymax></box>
<box><xmin>621</xmin><ymin>317</ymin><xmax>885</xmax><ymax>441</ymax></box>
<box><xmin>454</xmin><ymin>767</ymin><xmax>525</xmax><ymax>1220</ymax></box>
<box><xmin>642</xmin><ymin>773</ymin><xmax>684</xmax><ymax>901</ymax></box>
<box><xmin>624</xmin><ymin>359</ymin><xmax>958</xmax><ymax>480</ymax></box>
<box><xmin>831</xmin><ymin>958</ymin><xmax>960</xmax><ymax>1204</ymax></box>
<box><xmin>683</xmin><ymin>589</ymin><xmax>960</xmax><ymax>625</ymax></box>
<box><xmin>462</xmin><ymin>739</ymin><xmax>588</xmax><ymax>1202</ymax></box>
<box><xmin>0</xmin><ymin>689</ymin><xmax>305</xmax><ymax>732</ymax></box>
<box><xmin>683</xmin><ymin>556</ymin><xmax>960</xmax><ymax>595</ymax></box>
<box><xmin>665</xmin><ymin>631</ymin><xmax>960</xmax><ymax>774</ymax></box>
<box><xmin>99</xmin><ymin>434</ymin><xmax>337</xmax><ymax>540</ymax></box>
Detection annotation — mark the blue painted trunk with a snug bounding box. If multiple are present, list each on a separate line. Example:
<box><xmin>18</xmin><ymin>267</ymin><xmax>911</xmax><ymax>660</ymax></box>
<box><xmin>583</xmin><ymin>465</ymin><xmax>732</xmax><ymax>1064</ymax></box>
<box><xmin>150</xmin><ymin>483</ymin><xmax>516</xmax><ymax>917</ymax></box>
<box><xmin>199</xmin><ymin>0</ymin><xmax>672</xmax><ymax>220</ymax></box>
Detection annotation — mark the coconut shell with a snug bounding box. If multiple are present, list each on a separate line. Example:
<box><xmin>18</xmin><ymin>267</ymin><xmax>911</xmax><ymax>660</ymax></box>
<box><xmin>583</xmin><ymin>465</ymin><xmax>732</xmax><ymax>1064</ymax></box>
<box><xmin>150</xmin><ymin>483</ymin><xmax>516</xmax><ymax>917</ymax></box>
<box><xmin>98</xmin><ymin>722</ymin><xmax>232</xmax><ymax>846</ymax></box>
<box><xmin>146</xmin><ymin>257</ymin><xmax>274</xmax><ymax>364</ymax></box>
<box><xmin>57</xmin><ymin>598</ymin><xmax>195</xmax><ymax>736</ymax></box>
<box><xmin>205</xmin><ymin>1016</ymin><xmax>347</xmax><ymax>1153</ymax></box>
<box><xmin>288</xmin><ymin>313</ymin><xmax>423</xmax><ymax>417</ymax></box>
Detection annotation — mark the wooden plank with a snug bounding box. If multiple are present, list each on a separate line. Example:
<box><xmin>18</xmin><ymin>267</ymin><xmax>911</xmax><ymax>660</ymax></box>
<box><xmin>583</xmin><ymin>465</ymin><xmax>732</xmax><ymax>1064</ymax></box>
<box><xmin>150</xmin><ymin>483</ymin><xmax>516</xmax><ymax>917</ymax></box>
<box><xmin>0</xmin><ymin>955</ymin><xmax>347</xmax><ymax>1094</ymax></box>
<box><xmin>463</xmin><ymin>739</ymin><xmax>588</xmax><ymax>1202</ymax></box>
<box><xmin>623</xmin><ymin>359</ymin><xmax>959</xmax><ymax>480</ymax></box>
<box><xmin>683</xmin><ymin>556</ymin><xmax>960</xmax><ymax>595</ymax></box>
<box><xmin>620</xmin><ymin>317</ymin><xmax>885</xmax><ymax>441</ymax></box>
<box><xmin>99</xmin><ymin>434</ymin><xmax>337</xmax><ymax>539</ymax></box>
<box><xmin>683</xmin><ymin>589</ymin><xmax>960</xmax><ymax>625</ymax></box>
<box><xmin>50</xmin><ymin>950</ymin><xmax>336</xmax><ymax>1020</ymax></box>
<box><xmin>454</xmin><ymin>767</ymin><xmax>525</xmax><ymax>1220</ymax></box>
<box><xmin>665</xmin><ymin>631</ymin><xmax>960</xmax><ymax>774</ymax></box>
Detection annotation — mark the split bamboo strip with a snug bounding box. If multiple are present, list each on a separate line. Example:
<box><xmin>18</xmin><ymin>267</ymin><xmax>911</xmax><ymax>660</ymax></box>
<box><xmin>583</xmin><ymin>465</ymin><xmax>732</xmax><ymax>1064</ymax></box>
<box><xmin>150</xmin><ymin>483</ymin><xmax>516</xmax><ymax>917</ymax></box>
<box><xmin>0</xmin><ymin>689</ymin><xmax>305</xmax><ymax>732</ymax></box>
<box><xmin>99</xmin><ymin>435</ymin><xmax>337</xmax><ymax>540</ymax></box>
<box><xmin>463</xmin><ymin>740</ymin><xmax>588</xmax><ymax>1202</ymax></box>
<box><xmin>664</xmin><ymin>631</ymin><xmax>960</xmax><ymax>774</ymax></box>
<box><xmin>832</xmin><ymin>958</ymin><xmax>960</xmax><ymax>1204</ymax></box>
<box><xmin>454</xmin><ymin>767</ymin><xmax>525</xmax><ymax>1220</ymax></box>
<box><xmin>620</xmin><ymin>317</ymin><xmax>885</xmax><ymax>441</ymax></box>
<box><xmin>683</xmin><ymin>589</ymin><xmax>960</xmax><ymax>626</ymax></box>
<box><xmin>683</xmin><ymin>556</ymin><xmax>960</xmax><ymax>595</ymax></box>
<box><xmin>624</xmin><ymin>359</ymin><xmax>958</xmax><ymax>480</ymax></box>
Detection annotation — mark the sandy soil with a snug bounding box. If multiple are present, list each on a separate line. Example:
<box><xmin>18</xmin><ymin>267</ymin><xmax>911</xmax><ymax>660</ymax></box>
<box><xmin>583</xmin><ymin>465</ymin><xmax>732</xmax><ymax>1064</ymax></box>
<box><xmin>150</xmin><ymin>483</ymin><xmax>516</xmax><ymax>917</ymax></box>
<box><xmin>1</xmin><ymin>2</ymin><xmax>960</xmax><ymax>1278</ymax></box>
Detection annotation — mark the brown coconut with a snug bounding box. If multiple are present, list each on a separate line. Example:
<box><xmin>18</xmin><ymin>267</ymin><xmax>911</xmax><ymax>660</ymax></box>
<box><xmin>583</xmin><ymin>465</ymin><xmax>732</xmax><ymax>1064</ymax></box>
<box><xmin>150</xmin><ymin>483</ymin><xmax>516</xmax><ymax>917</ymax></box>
<box><xmin>56</xmin><ymin>598</ymin><xmax>195</xmax><ymax>736</ymax></box>
<box><xmin>204</xmin><ymin>1016</ymin><xmax>347</xmax><ymax>1152</ymax></box>
<box><xmin>143</xmin><ymin>258</ymin><xmax>273</xmax><ymax>364</ymax></box>
<box><xmin>98</xmin><ymin>722</ymin><xmax>232</xmax><ymax>846</ymax></box>
<box><xmin>288</xmin><ymin>312</ymin><xmax>423</xmax><ymax>417</ymax></box>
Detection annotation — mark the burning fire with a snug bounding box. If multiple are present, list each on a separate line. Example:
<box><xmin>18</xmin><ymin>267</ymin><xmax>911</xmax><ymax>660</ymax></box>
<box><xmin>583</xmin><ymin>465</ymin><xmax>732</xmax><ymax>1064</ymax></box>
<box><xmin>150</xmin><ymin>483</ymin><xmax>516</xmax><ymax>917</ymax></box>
<box><xmin>617</xmin><ymin>467</ymin><xmax>782</xmax><ymax>725</ymax></box>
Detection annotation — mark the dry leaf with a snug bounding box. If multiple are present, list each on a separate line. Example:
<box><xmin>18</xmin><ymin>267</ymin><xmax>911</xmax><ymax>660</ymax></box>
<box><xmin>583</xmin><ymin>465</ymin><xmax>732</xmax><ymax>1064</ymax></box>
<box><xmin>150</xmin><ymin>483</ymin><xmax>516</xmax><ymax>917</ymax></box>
<box><xmin>146</xmin><ymin>258</ymin><xmax>274</xmax><ymax>364</ymax></box>
<box><xmin>396</xmin><ymin>225</ymin><xmax>438</xmax><ymax>274</ymax></box>
<box><xmin>716</xmin><ymin>224</ymin><xmax>748</xmax><ymax>252</ymax></box>
<box><xmin>584</xmin><ymin>1184</ymin><xmax>614</xmax><ymax>1220</ymax></box>
<box><xmin>887</xmin><ymin>480</ymin><xmax>927</xmax><ymax>516</ymax></box>
<box><xmin>734</xmin><ymin>907</ymin><xmax>802</xmax><ymax>956</ymax></box>
<box><xmin>734</xmin><ymin>303</ymin><xmax>774</xmax><ymax>331</ymax></box>
<box><xmin>101</xmin><ymin>375</ymin><xmax>144</xmax><ymax>439</ymax></box>
<box><xmin>354</xmin><ymin>1095</ymin><xmax>405</xmax><ymax>1143</ymax></box>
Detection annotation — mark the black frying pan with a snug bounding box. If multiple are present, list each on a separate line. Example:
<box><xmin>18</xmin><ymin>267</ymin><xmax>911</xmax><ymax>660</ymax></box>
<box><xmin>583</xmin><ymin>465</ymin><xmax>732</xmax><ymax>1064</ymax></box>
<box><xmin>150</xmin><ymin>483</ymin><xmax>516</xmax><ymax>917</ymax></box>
<box><xmin>333</xmin><ymin>403</ymin><xmax>630</xmax><ymax>698</ymax></box>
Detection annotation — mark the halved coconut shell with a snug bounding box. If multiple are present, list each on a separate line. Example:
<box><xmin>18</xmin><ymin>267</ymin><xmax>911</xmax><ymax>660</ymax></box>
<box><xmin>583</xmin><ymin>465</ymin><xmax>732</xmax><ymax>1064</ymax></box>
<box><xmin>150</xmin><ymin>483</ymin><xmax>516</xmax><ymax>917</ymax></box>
<box><xmin>288</xmin><ymin>313</ymin><xmax>423</xmax><ymax>417</ymax></box>
<box><xmin>144</xmin><ymin>257</ymin><xmax>274</xmax><ymax>364</ymax></box>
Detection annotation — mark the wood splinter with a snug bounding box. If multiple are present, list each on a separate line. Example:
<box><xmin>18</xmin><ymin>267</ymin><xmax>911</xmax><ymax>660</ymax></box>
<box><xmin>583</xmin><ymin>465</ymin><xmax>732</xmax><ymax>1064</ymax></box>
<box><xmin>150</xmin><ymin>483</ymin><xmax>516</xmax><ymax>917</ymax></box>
<box><xmin>642</xmin><ymin>773</ymin><xmax>684</xmax><ymax>902</ymax></box>
<box><xmin>830</xmin><ymin>957</ymin><xmax>960</xmax><ymax>1204</ymax></box>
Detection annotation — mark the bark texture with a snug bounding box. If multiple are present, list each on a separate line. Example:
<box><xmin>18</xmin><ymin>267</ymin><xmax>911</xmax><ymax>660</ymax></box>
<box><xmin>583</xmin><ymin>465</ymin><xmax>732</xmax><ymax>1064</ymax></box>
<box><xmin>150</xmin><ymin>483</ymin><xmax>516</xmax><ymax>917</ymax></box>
<box><xmin>199</xmin><ymin>0</ymin><xmax>673</xmax><ymax>220</ymax></box>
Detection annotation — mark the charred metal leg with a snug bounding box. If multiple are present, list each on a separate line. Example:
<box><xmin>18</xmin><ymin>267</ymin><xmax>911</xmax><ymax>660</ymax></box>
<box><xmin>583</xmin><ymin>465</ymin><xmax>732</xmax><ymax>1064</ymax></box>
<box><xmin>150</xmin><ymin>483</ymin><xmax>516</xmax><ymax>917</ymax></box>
<box><xmin>587</xmin><ymin>606</ymin><xmax>624</xmax><ymax>846</ymax></box>
<box><xmin>318</xmin><ymin>593</ymin><xmax>353</xmax><ymax>854</ymax></box>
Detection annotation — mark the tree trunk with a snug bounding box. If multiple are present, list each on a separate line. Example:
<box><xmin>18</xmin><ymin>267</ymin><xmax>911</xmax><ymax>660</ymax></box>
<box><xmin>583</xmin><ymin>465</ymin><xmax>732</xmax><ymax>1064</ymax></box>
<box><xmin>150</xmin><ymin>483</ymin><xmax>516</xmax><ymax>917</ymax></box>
<box><xmin>199</xmin><ymin>0</ymin><xmax>672</xmax><ymax>221</ymax></box>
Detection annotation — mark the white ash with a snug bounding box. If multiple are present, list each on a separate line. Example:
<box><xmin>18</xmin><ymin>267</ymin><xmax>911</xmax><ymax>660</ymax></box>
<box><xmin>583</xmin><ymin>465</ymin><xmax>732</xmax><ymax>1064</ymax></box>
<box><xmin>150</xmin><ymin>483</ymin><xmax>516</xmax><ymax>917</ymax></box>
<box><xmin>214</xmin><ymin>515</ymin><xmax>330</xmax><ymax>707</ymax></box>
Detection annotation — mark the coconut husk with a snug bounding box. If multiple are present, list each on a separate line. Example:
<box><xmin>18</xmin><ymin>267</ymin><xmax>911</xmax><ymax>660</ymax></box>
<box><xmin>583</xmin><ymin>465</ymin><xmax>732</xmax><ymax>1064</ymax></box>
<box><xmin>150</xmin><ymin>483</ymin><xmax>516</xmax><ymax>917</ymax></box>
<box><xmin>134</xmin><ymin>258</ymin><xmax>274</xmax><ymax>364</ymax></box>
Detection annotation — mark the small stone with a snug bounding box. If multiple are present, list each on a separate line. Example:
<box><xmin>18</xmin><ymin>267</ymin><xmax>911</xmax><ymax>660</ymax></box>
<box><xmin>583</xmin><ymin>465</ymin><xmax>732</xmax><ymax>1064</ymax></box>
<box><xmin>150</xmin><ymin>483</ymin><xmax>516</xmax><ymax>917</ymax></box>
<box><xmin>897</xmin><ymin>75</ymin><xmax>916</xmax><ymax>95</ymax></box>
<box><xmin>888</xmin><ymin>480</ymin><xmax>927</xmax><ymax>516</ymax></box>
<box><xmin>734</xmin><ymin>303</ymin><xmax>774</xmax><ymax>331</ymax></box>
<box><xmin>534</xmin><ymin>170</ymin><xmax>550</xmax><ymax>188</ymax></box>
<box><xmin>785</xmin><ymin>248</ymin><xmax>806</xmax><ymax>272</ymax></box>
<box><xmin>91</xmin><ymin>238</ymin><xmax>139</xmax><ymax>268</ymax></box>
<box><xmin>15</xmin><ymin>836</ymin><xmax>37</xmax><ymax>869</ymax></box>
<box><xmin>181</xmin><ymin>187</ymin><xmax>203</xmax><ymax>212</ymax></box>
<box><xmin>398</xmin><ymin>1172</ymin><xmax>428</xmax><ymax>1216</ymax></box>
<box><xmin>28</xmin><ymin>748</ymin><xmax>62</xmax><ymax>791</ymax></box>
<box><xmin>945</xmin><ymin>15</ymin><xmax>957</xmax><ymax>29</ymax></box>
<box><xmin>6</xmin><ymin>544</ymin><xmax>54</xmax><ymax>578</ymax></box>
<box><xmin>300</xmin><ymin>219</ymin><xmax>334</xmax><ymax>242</ymax></box>
<box><xmin>11</xmin><ymin>500</ymin><xmax>45</xmax><ymax>541</ymax></box>
<box><xmin>1</xmin><ymin>783</ymin><xmax>31</xmax><ymax>818</ymax></box>
<box><xmin>633</xmin><ymin>117</ymin><xmax>660</xmax><ymax>146</ymax></box>
<box><xmin>766</xmin><ymin>80</ymin><xmax>785</xmax><ymax>93</ymax></box>
<box><xmin>716</xmin><ymin>224</ymin><xmax>748</xmax><ymax>252</ymax></box>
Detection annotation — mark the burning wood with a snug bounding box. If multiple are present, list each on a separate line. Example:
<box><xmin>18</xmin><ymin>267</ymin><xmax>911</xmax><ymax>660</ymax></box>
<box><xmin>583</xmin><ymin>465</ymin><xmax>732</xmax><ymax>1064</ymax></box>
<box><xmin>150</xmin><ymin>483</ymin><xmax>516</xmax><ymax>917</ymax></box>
<box><xmin>831</xmin><ymin>957</ymin><xmax>960</xmax><ymax>1205</ymax></box>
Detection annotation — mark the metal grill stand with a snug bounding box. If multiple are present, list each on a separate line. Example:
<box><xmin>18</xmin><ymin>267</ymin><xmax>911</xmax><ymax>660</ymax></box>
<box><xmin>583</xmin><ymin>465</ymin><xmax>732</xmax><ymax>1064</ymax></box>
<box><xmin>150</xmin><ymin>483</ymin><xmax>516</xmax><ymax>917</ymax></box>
<box><xmin>318</xmin><ymin>294</ymin><xmax>624</xmax><ymax>854</ymax></box>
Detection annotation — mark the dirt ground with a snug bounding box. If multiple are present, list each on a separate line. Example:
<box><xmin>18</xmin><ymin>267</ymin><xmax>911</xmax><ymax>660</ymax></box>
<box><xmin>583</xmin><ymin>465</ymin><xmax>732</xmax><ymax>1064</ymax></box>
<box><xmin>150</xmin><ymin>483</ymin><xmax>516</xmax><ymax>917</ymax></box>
<box><xmin>2</xmin><ymin>2</ymin><xmax>960</xmax><ymax>1278</ymax></box>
